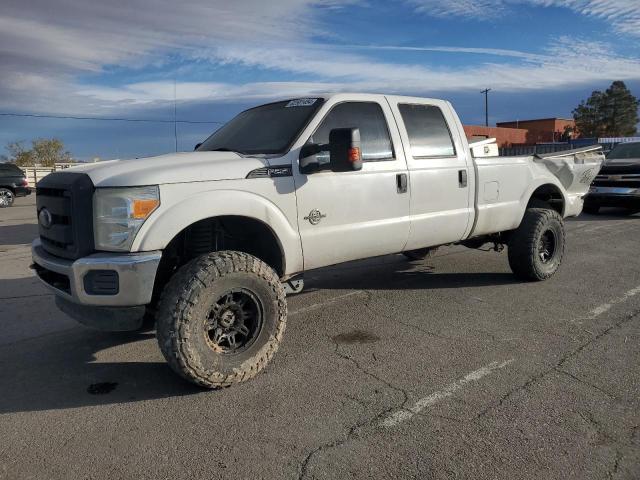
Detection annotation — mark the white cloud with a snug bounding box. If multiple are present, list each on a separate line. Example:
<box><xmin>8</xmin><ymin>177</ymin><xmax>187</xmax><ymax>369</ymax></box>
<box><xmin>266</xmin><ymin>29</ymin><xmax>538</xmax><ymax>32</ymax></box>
<box><xmin>407</xmin><ymin>0</ymin><xmax>640</xmax><ymax>36</ymax></box>
<box><xmin>0</xmin><ymin>0</ymin><xmax>638</xmax><ymax>117</ymax></box>
<box><xmin>64</xmin><ymin>37</ymin><xmax>639</xmax><ymax>113</ymax></box>
<box><xmin>406</xmin><ymin>0</ymin><xmax>505</xmax><ymax>19</ymax></box>
<box><xmin>528</xmin><ymin>1</ymin><xmax>640</xmax><ymax>36</ymax></box>
<box><xmin>0</xmin><ymin>0</ymin><xmax>357</xmax><ymax>108</ymax></box>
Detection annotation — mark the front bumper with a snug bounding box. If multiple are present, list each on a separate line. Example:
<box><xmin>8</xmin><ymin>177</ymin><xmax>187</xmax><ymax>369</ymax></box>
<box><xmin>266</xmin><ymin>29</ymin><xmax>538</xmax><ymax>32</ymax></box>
<box><xmin>31</xmin><ymin>238</ymin><xmax>161</xmax><ymax>307</ymax></box>
<box><xmin>586</xmin><ymin>186</ymin><xmax>640</xmax><ymax>209</ymax></box>
<box><xmin>15</xmin><ymin>186</ymin><xmax>31</xmax><ymax>197</ymax></box>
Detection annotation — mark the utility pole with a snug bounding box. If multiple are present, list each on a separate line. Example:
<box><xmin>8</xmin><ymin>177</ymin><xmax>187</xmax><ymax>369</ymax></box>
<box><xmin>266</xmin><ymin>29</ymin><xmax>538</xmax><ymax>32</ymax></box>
<box><xmin>174</xmin><ymin>78</ymin><xmax>178</xmax><ymax>152</ymax></box>
<box><xmin>481</xmin><ymin>88</ymin><xmax>491</xmax><ymax>127</ymax></box>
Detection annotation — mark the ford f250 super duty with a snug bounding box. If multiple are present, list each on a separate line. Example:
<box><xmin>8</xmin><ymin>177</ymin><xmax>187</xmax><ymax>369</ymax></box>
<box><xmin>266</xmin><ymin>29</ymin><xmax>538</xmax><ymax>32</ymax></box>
<box><xmin>31</xmin><ymin>94</ymin><xmax>603</xmax><ymax>388</ymax></box>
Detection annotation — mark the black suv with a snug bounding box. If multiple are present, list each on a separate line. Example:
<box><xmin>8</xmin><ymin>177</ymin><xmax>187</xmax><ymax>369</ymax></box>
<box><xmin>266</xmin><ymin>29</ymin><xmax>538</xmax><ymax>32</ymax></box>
<box><xmin>0</xmin><ymin>163</ymin><xmax>31</xmax><ymax>207</ymax></box>
<box><xmin>584</xmin><ymin>142</ymin><xmax>640</xmax><ymax>214</ymax></box>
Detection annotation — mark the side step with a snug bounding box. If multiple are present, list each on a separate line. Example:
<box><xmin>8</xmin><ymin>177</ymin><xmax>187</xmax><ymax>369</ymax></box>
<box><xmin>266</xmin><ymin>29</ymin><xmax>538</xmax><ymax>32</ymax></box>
<box><xmin>282</xmin><ymin>278</ymin><xmax>304</xmax><ymax>295</ymax></box>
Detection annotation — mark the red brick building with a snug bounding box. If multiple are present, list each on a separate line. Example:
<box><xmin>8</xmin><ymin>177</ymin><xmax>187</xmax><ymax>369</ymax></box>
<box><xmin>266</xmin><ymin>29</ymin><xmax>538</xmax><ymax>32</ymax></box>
<box><xmin>463</xmin><ymin>125</ymin><xmax>528</xmax><ymax>147</ymax></box>
<box><xmin>464</xmin><ymin>118</ymin><xmax>577</xmax><ymax>147</ymax></box>
<box><xmin>496</xmin><ymin>118</ymin><xmax>576</xmax><ymax>144</ymax></box>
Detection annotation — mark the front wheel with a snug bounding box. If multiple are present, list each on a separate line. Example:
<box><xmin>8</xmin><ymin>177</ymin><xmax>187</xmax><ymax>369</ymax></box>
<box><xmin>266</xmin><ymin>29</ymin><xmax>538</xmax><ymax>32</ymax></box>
<box><xmin>0</xmin><ymin>188</ymin><xmax>14</xmax><ymax>208</ymax></box>
<box><xmin>156</xmin><ymin>251</ymin><xmax>287</xmax><ymax>388</ymax></box>
<box><xmin>508</xmin><ymin>208</ymin><xmax>565</xmax><ymax>281</ymax></box>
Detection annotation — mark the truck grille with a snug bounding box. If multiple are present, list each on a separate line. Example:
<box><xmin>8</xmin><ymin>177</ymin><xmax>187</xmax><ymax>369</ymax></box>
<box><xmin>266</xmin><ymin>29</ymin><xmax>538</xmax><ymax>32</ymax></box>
<box><xmin>36</xmin><ymin>172</ymin><xmax>95</xmax><ymax>260</ymax></box>
<box><xmin>592</xmin><ymin>174</ymin><xmax>640</xmax><ymax>189</ymax></box>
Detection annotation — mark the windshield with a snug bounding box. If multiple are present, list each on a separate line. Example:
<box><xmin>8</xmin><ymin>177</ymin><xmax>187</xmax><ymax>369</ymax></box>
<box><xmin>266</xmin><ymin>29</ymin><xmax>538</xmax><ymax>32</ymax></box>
<box><xmin>197</xmin><ymin>98</ymin><xmax>324</xmax><ymax>155</ymax></box>
<box><xmin>606</xmin><ymin>143</ymin><xmax>640</xmax><ymax>162</ymax></box>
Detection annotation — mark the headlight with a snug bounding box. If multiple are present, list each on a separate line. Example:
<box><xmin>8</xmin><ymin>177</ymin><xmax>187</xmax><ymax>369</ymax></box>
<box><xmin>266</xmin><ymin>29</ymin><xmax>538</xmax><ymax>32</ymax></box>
<box><xmin>93</xmin><ymin>186</ymin><xmax>160</xmax><ymax>251</ymax></box>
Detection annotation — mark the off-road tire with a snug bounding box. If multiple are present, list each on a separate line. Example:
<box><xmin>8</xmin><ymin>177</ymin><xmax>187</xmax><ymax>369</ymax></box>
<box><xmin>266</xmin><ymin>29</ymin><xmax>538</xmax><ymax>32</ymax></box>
<box><xmin>156</xmin><ymin>251</ymin><xmax>287</xmax><ymax>388</ymax></box>
<box><xmin>508</xmin><ymin>208</ymin><xmax>565</xmax><ymax>281</ymax></box>
<box><xmin>583</xmin><ymin>203</ymin><xmax>600</xmax><ymax>215</ymax></box>
<box><xmin>402</xmin><ymin>247</ymin><xmax>437</xmax><ymax>261</ymax></box>
<box><xmin>0</xmin><ymin>188</ymin><xmax>14</xmax><ymax>208</ymax></box>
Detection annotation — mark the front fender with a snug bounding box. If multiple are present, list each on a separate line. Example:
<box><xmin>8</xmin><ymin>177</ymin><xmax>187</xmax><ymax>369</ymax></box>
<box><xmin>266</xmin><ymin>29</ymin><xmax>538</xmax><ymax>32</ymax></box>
<box><xmin>131</xmin><ymin>185</ymin><xmax>303</xmax><ymax>275</ymax></box>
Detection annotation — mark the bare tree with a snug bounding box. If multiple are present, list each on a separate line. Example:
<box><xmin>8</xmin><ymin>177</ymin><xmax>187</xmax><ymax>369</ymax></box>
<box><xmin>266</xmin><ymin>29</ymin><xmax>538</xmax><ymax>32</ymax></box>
<box><xmin>6</xmin><ymin>138</ymin><xmax>72</xmax><ymax>167</ymax></box>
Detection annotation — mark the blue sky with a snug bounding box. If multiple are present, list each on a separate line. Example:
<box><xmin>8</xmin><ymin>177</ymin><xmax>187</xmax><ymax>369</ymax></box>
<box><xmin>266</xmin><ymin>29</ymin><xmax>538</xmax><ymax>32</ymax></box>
<box><xmin>1</xmin><ymin>0</ymin><xmax>639</xmax><ymax>160</ymax></box>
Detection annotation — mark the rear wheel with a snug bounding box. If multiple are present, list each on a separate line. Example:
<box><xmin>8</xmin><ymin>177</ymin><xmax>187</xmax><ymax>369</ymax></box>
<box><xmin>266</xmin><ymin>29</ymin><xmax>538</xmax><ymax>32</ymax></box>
<box><xmin>156</xmin><ymin>251</ymin><xmax>287</xmax><ymax>388</ymax></box>
<box><xmin>402</xmin><ymin>247</ymin><xmax>437</xmax><ymax>261</ymax></box>
<box><xmin>508</xmin><ymin>208</ymin><xmax>565</xmax><ymax>281</ymax></box>
<box><xmin>0</xmin><ymin>188</ymin><xmax>14</xmax><ymax>208</ymax></box>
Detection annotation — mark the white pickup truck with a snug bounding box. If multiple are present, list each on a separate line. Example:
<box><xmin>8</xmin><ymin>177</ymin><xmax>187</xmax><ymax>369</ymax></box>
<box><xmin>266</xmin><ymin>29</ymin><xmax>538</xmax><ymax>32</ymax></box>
<box><xmin>31</xmin><ymin>93</ymin><xmax>603</xmax><ymax>387</ymax></box>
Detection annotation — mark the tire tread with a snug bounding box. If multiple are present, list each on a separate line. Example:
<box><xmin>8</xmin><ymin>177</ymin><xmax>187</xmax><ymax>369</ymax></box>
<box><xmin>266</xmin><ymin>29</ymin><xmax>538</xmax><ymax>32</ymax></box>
<box><xmin>508</xmin><ymin>208</ymin><xmax>565</xmax><ymax>281</ymax></box>
<box><xmin>156</xmin><ymin>251</ymin><xmax>286</xmax><ymax>388</ymax></box>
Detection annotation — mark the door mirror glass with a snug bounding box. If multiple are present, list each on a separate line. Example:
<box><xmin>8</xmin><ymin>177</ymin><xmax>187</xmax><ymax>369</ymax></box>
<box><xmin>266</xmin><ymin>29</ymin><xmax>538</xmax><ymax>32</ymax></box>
<box><xmin>329</xmin><ymin>128</ymin><xmax>362</xmax><ymax>172</ymax></box>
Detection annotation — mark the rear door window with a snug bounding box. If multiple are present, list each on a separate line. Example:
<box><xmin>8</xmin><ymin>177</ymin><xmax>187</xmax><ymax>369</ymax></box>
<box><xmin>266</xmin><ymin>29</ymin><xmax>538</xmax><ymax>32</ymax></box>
<box><xmin>398</xmin><ymin>104</ymin><xmax>456</xmax><ymax>158</ymax></box>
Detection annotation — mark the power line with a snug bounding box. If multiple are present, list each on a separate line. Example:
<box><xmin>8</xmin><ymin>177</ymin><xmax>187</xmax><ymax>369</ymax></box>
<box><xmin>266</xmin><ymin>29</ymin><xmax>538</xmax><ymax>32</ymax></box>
<box><xmin>0</xmin><ymin>112</ymin><xmax>224</xmax><ymax>124</ymax></box>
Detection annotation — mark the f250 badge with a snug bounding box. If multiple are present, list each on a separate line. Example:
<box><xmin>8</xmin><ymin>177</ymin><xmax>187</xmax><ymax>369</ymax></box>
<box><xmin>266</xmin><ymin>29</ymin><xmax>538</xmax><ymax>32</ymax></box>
<box><xmin>304</xmin><ymin>209</ymin><xmax>326</xmax><ymax>225</ymax></box>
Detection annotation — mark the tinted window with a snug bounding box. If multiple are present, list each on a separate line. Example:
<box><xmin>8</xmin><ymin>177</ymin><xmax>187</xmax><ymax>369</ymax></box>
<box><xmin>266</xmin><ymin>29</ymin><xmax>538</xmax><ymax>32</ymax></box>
<box><xmin>310</xmin><ymin>102</ymin><xmax>394</xmax><ymax>161</ymax></box>
<box><xmin>0</xmin><ymin>163</ymin><xmax>23</xmax><ymax>175</ymax></box>
<box><xmin>198</xmin><ymin>98</ymin><xmax>323</xmax><ymax>155</ymax></box>
<box><xmin>606</xmin><ymin>143</ymin><xmax>640</xmax><ymax>161</ymax></box>
<box><xmin>399</xmin><ymin>104</ymin><xmax>455</xmax><ymax>157</ymax></box>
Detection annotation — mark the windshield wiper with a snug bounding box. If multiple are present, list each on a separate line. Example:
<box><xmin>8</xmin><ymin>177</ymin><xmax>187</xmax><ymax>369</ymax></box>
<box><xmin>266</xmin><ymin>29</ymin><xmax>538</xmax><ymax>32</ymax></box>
<box><xmin>209</xmin><ymin>147</ymin><xmax>245</xmax><ymax>154</ymax></box>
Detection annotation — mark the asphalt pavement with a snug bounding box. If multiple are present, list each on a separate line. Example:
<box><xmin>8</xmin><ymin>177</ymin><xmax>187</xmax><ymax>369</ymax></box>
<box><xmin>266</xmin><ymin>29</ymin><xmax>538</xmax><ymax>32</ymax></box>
<box><xmin>1</xmin><ymin>196</ymin><xmax>638</xmax><ymax>479</ymax></box>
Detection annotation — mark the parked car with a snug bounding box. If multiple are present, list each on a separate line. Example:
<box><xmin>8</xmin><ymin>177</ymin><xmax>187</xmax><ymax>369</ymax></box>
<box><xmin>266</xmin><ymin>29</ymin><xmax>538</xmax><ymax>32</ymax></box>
<box><xmin>584</xmin><ymin>141</ymin><xmax>640</xmax><ymax>214</ymax></box>
<box><xmin>31</xmin><ymin>94</ymin><xmax>603</xmax><ymax>388</ymax></box>
<box><xmin>0</xmin><ymin>163</ymin><xmax>31</xmax><ymax>207</ymax></box>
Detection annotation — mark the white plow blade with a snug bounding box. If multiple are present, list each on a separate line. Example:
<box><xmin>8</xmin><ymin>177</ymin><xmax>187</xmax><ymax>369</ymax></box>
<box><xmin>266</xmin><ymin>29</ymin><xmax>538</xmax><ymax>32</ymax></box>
<box><xmin>535</xmin><ymin>146</ymin><xmax>604</xmax><ymax>196</ymax></box>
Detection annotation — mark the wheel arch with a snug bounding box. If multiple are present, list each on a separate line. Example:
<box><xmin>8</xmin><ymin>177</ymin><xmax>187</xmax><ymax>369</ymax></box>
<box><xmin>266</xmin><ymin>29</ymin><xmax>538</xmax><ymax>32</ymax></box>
<box><xmin>522</xmin><ymin>181</ymin><xmax>567</xmax><ymax>218</ymax></box>
<box><xmin>133</xmin><ymin>189</ymin><xmax>303</xmax><ymax>277</ymax></box>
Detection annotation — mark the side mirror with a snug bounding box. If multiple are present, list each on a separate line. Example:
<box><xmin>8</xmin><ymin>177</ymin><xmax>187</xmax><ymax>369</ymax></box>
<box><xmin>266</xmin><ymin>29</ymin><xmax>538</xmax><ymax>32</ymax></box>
<box><xmin>299</xmin><ymin>142</ymin><xmax>327</xmax><ymax>174</ymax></box>
<box><xmin>194</xmin><ymin>143</ymin><xmax>202</xmax><ymax>151</ymax></box>
<box><xmin>329</xmin><ymin>128</ymin><xmax>362</xmax><ymax>172</ymax></box>
<box><xmin>300</xmin><ymin>143</ymin><xmax>324</xmax><ymax>159</ymax></box>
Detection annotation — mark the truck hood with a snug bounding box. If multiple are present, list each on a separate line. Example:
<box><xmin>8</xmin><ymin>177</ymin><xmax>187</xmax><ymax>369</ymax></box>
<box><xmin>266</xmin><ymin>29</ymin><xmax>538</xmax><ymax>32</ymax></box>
<box><xmin>66</xmin><ymin>151</ymin><xmax>270</xmax><ymax>187</ymax></box>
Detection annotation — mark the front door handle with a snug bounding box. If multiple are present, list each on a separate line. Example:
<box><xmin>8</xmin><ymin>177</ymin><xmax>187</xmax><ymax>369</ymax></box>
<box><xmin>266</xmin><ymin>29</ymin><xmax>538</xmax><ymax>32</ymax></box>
<box><xmin>396</xmin><ymin>173</ymin><xmax>408</xmax><ymax>193</ymax></box>
<box><xmin>458</xmin><ymin>169</ymin><xmax>468</xmax><ymax>188</ymax></box>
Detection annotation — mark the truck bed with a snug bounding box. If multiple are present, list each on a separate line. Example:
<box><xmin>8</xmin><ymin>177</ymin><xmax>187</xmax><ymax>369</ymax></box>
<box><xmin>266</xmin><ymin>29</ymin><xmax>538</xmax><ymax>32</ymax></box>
<box><xmin>469</xmin><ymin>144</ymin><xmax>603</xmax><ymax>238</ymax></box>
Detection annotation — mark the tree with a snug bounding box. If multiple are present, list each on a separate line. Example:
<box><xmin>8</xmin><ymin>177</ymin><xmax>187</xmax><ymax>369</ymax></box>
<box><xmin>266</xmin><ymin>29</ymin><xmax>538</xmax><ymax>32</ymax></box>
<box><xmin>6</xmin><ymin>138</ymin><xmax>72</xmax><ymax>167</ymax></box>
<box><xmin>31</xmin><ymin>138</ymin><xmax>72</xmax><ymax>167</ymax></box>
<box><xmin>573</xmin><ymin>81</ymin><xmax>639</xmax><ymax>138</ymax></box>
<box><xmin>7</xmin><ymin>141</ymin><xmax>34</xmax><ymax>167</ymax></box>
<box><xmin>603</xmin><ymin>81</ymin><xmax>639</xmax><ymax>136</ymax></box>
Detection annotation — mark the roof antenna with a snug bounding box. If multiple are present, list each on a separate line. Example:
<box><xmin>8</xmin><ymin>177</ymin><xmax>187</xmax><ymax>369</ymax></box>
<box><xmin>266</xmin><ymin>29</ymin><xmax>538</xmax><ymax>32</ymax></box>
<box><xmin>173</xmin><ymin>78</ymin><xmax>178</xmax><ymax>152</ymax></box>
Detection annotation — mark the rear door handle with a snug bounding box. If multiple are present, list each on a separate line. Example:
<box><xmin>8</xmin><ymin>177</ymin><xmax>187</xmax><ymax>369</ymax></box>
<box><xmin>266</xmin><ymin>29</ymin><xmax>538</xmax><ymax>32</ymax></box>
<box><xmin>396</xmin><ymin>173</ymin><xmax>408</xmax><ymax>194</ymax></box>
<box><xmin>458</xmin><ymin>169</ymin><xmax>468</xmax><ymax>188</ymax></box>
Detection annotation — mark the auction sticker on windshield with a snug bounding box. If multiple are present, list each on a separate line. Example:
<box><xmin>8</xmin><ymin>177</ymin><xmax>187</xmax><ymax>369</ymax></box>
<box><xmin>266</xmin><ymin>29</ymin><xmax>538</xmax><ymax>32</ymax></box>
<box><xmin>286</xmin><ymin>98</ymin><xmax>318</xmax><ymax>107</ymax></box>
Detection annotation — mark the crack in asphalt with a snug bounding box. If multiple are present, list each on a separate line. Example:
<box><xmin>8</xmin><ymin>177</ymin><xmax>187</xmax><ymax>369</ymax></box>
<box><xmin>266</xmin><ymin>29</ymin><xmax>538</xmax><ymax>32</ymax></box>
<box><xmin>577</xmin><ymin>409</ymin><xmax>615</xmax><ymax>446</ymax></box>
<box><xmin>608</xmin><ymin>450</ymin><xmax>623</xmax><ymax>479</ymax></box>
<box><xmin>555</xmin><ymin>367</ymin><xmax>618</xmax><ymax>401</ymax></box>
<box><xmin>475</xmin><ymin>308</ymin><xmax>640</xmax><ymax>420</ymax></box>
<box><xmin>297</xmin><ymin>330</ymin><xmax>409</xmax><ymax>480</ymax></box>
<box><xmin>360</xmin><ymin>290</ymin><xmax>456</xmax><ymax>341</ymax></box>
